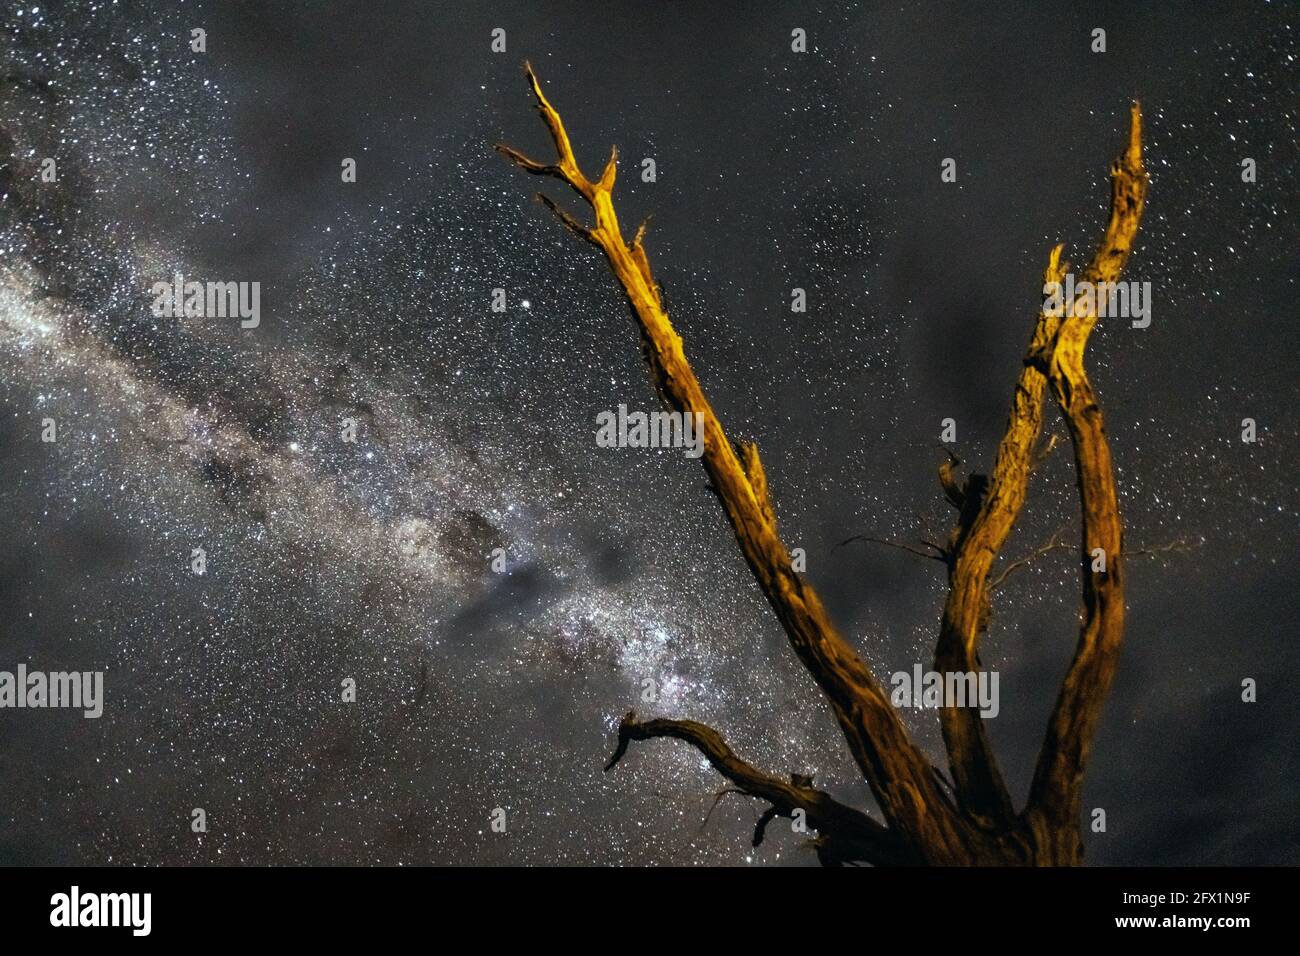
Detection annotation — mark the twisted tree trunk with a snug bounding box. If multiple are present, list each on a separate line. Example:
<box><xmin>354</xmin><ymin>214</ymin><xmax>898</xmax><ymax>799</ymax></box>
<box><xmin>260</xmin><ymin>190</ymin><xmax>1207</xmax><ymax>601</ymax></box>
<box><xmin>498</xmin><ymin>64</ymin><xmax>1147</xmax><ymax>865</ymax></box>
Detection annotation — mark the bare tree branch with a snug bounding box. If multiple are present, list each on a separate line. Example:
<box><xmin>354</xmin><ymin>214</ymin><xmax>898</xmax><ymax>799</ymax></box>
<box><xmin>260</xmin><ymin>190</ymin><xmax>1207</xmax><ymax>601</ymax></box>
<box><xmin>930</xmin><ymin>242</ymin><xmax>1070</xmax><ymax>826</ymax></box>
<box><xmin>1031</xmin><ymin>433</ymin><xmax>1062</xmax><ymax>471</ymax></box>
<box><xmin>500</xmin><ymin>61</ymin><xmax>969</xmax><ymax>861</ymax></box>
<box><xmin>1127</xmin><ymin>540</ymin><xmax>1197</xmax><ymax>559</ymax></box>
<box><xmin>938</xmin><ymin>450</ymin><xmax>967</xmax><ymax>510</ymax></box>
<box><xmin>1026</xmin><ymin>104</ymin><xmax>1149</xmax><ymax>852</ymax></box>
<box><xmin>700</xmin><ymin>787</ymin><xmax>748</xmax><ymax>832</ymax></box>
<box><xmin>990</xmin><ymin>526</ymin><xmax>1073</xmax><ymax>591</ymax></box>
<box><xmin>499</xmin><ymin>64</ymin><xmax>1151</xmax><ymax>867</ymax></box>
<box><xmin>534</xmin><ymin>192</ymin><xmax>599</xmax><ymax>247</ymax></box>
<box><xmin>992</xmin><ymin>532</ymin><xmax>1196</xmax><ymax>592</ymax></box>
<box><xmin>836</xmin><ymin>534</ymin><xmax>948</xmax><ymax>563</ymax></box>
<box><xmin>933</xmin><ymin>106</ymin><xmax>1147</xmax><ymax>836</ymax></box>
<box><xmin>737</xmin><ymin>441</ymin><xmax>777</xmax><ymax>529</ymax></box>
<box><xmin>606</xmin><ymin>712</ymin><xmax>914</xmax><ymax>866</ymax></box>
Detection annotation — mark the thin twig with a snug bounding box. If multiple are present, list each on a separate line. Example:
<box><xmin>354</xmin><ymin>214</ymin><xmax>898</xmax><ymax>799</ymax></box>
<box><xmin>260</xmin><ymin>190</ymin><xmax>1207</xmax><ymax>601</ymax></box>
<box><xmin>835</xmin><ymin>534</ymin><xmax>947</xmax><ymax>562</ymax></box>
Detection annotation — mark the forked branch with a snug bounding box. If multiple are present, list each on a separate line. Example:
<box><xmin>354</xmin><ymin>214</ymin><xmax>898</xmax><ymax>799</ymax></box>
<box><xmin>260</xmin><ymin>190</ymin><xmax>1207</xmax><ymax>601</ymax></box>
<box><xmin>499</xmin><ymin>64</ymin><xmax>1149</xmax><ymax>866</ymax></box>
<box><xmin>932</xmin><ymin>106</ymin><xmax>1146</xmax><ymax>835</ymax></box>
<box><xmin>498</xmin><ymin>61</ymin><xmax>968</xmax><ymax>862</ymax></box>
<box><xmin>1026</xmin><ymin>106</ymin><xmax>1148</xmax><ymax>840</ymax></box>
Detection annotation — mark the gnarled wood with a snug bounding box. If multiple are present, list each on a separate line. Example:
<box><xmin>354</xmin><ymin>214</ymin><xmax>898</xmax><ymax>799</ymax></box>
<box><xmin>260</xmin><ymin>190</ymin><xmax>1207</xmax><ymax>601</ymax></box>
<box><xmin>1025</xmin><ymin>106</ymin><xmax>1148</xmax><ymax>856</ymax></box>
<box><xmin>606</xmin><ymin>712</ymin><xmax>915</xmax><ymax>866</ymax></box>
<box><xmin>498</xmin><ymin>64</ymin><xmax>1147</xmax><ymax>866</ymax></box>
<box><xmin>932</xmin><ymin>243</ymin><xmax>1069</xmax><ymax>828</ymax></box>
<box><xmin>497</xmin><ymin>61</ymin><xmax>971</xmax><ymax>863</ymax></box>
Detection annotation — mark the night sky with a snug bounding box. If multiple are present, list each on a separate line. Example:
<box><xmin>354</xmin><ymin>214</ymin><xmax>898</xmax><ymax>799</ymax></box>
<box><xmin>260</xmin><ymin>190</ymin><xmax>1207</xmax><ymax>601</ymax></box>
<box><xmin>0</xmin><ymin>1</ymin><xmax>1296</xmax><ymax>865</ymax></box>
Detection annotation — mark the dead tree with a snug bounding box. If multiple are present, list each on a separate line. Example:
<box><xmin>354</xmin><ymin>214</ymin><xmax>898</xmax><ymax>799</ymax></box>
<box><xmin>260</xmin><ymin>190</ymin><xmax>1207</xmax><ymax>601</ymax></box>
<box><xmin>497</xmin><ymin>63</ymin><xmax>1147</xmax><ymax>865</ymax></box>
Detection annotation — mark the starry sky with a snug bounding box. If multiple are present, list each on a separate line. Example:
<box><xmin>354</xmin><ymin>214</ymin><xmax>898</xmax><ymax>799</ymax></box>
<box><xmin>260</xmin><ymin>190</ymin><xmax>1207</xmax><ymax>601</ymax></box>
<box><xmin>0</xmin><ymin>1</ymin><xmax>1296</xmax><ymax>866</ymax></box>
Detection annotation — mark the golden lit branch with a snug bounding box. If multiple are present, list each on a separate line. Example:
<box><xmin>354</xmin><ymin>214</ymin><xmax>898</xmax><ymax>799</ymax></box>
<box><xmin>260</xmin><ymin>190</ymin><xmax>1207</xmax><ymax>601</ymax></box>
<box><xmin>498</xmin><ymin>64</ymin><xmax>1149</xmax><ymax>866</ymax></box>
<box><xmin>930</xmin><ymin>243</ymin><xmax>1069</xmax><ymax>825</ymax></box>
<box><xmin>1026</xmin><ymin>104</ymin><xmax>1148</xmax><ymax>845</ymax></box>
<box><xmin>498</xmin><ymin>62</ymin><xmax>970</xmax><ymax>861</ymax></box>
<box><xmin>606</xmin><ymin>712</ymin><xmax>913</xmax><ymax>865</ymax></box>
<box><xmin>935</xmin><ymin>106</ymin><xmax>1149</xmax><ymax>837</ymax></box>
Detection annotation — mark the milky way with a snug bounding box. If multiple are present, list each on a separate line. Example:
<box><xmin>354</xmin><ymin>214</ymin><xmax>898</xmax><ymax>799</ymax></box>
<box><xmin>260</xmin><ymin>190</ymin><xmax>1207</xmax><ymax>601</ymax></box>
<box><xmin>0</xmin><ymin>2</ymin><xmax>1296</xmax><ymax>865</ymax></box>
